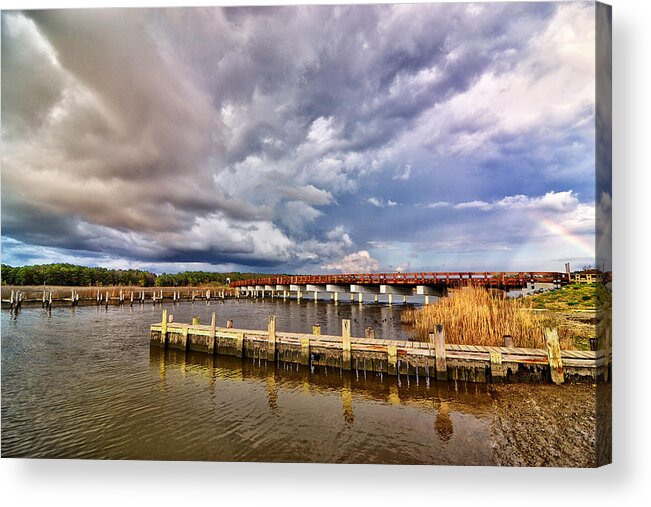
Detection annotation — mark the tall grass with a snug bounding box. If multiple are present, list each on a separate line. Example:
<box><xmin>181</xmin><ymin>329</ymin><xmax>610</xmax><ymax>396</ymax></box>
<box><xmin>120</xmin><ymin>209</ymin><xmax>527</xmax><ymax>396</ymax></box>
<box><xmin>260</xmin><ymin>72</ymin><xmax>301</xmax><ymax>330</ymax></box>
<box><xmin>406</xmin><ymin>286</ymin><xmax>578</xmax><ymax>349</ymax></box>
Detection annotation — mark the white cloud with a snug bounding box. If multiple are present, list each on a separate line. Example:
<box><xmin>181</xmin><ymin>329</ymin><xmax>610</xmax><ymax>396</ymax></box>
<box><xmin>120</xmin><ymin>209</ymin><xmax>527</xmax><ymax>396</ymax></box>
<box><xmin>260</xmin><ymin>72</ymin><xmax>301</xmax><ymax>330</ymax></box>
<box><xmin>426</xmin><ymin>201</ymin><xmax>451</xmax><ymax>209</ymax></box>
<box><xmin>321</xmin><ymin>250</ymin><xmax>380</xmax><ymax>273</ymax></box>
<box><xmin>454</xmin><ymin>200</ymin><xmax>492</xmax><ymax>210</ymax></box>
<box><xmin>392</xmin><ymin>164</ymin><xmax>411</xmax><ymax>180</ymax></box>
<box><xmin>366</xmin><ymin>197</ymin><xmax>399</xmax><ymax>207</ymax></box>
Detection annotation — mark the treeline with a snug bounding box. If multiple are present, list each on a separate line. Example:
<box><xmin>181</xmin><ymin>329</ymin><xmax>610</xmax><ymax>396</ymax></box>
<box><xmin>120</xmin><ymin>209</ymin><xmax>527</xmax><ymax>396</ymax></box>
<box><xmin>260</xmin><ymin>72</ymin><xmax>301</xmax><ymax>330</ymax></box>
<box><xmin>0</xmin><ymin>263</ymin><xmax>275</xmax><ymax>287</ymax></box>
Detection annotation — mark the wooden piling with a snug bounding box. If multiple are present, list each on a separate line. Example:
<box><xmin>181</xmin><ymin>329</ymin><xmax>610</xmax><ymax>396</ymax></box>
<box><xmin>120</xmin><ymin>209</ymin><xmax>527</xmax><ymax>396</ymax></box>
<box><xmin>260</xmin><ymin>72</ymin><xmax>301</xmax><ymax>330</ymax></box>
<box><xmin>161</xmin><ymin>309</ymin><xmax>168</xmax><ymax>346</ymax></box>
<box><xmin>227</xmin><ymin>319</ymin><xmax>234</xmax><ymax>329</ymax></box>
<box><xmin>434</xmin><ymin>324</ymin><xmax>447</xmax><ymax>381</ymax></box>
<box><xmin>503</xmin><ymin>335</ymin><xmax>514</xmax><ymax>347</ymax></box>
<box><xmin>312</xmin><ymin>324</ymin><xmax>321</xmax><ymax>335</ymax></box>
<box><xmin>235</xmin><ymin>333</ymin><xmax>244</xmax><ymax>358</ymax></box>
<box><xmin>267</xmin><ymin>315</ymin><xmax>277</xmax><ymax>360</ymax></box>
<box><xmin>342</xmin><ymin>319</ymin><xmax>352</xmax><ymax>370</ymax></box>
<box><xmin>365</xmin><ymin>327</ymin><xmax>375</xmax><ymax>339</ymax></box>
<box><xmin>192</xmin><ymin>316</ymin><xmax>201</xmax><ymax>325</ymax></box>
<box><xmin>210</xmin><ymin>311</ymin><xmax>217</xmax><ymax>354</ymax></box>
<box><xmin>489</xmin><ymin>350</ymin><xmax>505</xmax><ymax>383</ymax></box>
<box><xmin>387</xmin><ymin>345</ymin><xmax>397</xmax><ymax>375</ymax></box>
<box><xmin>545</xmin><ymin>328</ymin><xmax>564</xmax><ymax>385</ymax></box>
<box><xmin>181</xmin><ymin>325</ymin><xmax>189</xmax><ymax>350</ymax></box>
<box><xmin>300</xmin><ymin>337</ymin><xmax>310</xmax><ymax>365</ymax></box>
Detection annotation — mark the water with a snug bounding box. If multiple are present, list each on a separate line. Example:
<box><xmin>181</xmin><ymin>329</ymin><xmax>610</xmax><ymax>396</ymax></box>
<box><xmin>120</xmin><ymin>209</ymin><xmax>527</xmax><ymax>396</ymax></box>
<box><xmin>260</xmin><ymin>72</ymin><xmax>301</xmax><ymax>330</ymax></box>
<box><xmin>1</xmin><ymin>300</ymin><xmax>597</xmax><ymax>465</ymax></box>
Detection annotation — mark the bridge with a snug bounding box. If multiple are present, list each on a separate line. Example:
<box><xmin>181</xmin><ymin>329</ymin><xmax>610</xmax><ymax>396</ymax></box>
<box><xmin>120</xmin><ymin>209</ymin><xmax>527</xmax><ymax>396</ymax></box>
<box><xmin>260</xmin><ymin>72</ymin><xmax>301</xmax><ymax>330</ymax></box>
<box><xmin>230</xmin><ymin>271</ymin><xmax>569</xmax><ymax>304</ymax></box>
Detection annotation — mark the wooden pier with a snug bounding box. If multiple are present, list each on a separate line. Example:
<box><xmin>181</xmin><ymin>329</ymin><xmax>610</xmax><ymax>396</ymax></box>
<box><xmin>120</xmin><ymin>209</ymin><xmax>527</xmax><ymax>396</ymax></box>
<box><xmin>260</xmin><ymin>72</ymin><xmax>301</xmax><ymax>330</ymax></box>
<box><xmin>150</xmin><ymin>311</ymin><xmax>610</xmax><ymax>384</ymax></box>
<box><xmin>1</xmin><ymin>288</ymin><xmax>234</xmax><ymax>312</ymax></box>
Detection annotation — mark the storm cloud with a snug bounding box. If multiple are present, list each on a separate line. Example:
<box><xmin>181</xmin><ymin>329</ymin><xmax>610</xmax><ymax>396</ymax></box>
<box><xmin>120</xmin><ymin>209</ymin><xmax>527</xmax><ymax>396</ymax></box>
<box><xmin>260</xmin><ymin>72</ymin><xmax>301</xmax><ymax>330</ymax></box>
<box><xmin>1</xmin><ymin>3</ymin><xmax>599</xmax><ymax>273</ymax></box>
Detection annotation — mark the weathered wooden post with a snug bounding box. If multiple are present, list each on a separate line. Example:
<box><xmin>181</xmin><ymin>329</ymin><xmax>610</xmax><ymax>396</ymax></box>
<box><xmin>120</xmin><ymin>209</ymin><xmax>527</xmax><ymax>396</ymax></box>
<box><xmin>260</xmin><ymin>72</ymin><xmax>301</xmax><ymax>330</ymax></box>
<box><xmin>192</xmin><ymin>316</ymin><xmax>201</xmax><ymax>325</ymax></box>
<box><xmin>206</xmin><ymin>289</ymin><xmax>211</xmax><ymax>300</ymax></box>
<box><xmin>161</xmin><ymin>309</ymin><xmax>168</xmax><ymax>347</ymax></box>
<box><xmin>181</xmin><ymin>325</ymin><xmax>189</xmax><ymax>351</ymax></box>
<box><xmin>300</xmin><ymin>337</ymin><xmax>310</xmax><ymax>365</ymax></box>
<box><xmin>267</xmin><ymin>315</ymin><xmax>277</xmax><ymax>360</ymax></box>
<box><xmin>365</xmin><ymin>327</ymin><xmax>375</xmax><ymax>339</ymax></box>
<box><xmin>545</xmin><ymin>328</ymin><xmax>564</xmax><ymax>385</ymax></box>
<box><xmin>210</xmin><ymin>311</ymin><xmax>217</xmax><ymax>354</ymax></box>
<box><xmin>130</xmin><ymin>291</ymin><xmax>134</xmax><ymax>306</ymax></box>
<box><xmin>503</xmin><ymin>335</ymin><xmax>514</xmax><ymax>347</ymax></box>
<box><xmin>342</xmin><ymin>319</ymin><xmax>352</xmax><ymax>370</ymax></box>
<box><xmin>490</xmin><ymin>351</ymin><xmax>505</xmax><ymax>383</ymax></box>
<box><xmin>168</xmin><ymin>314</ymin><xmax>174</xmax><ymax>323</ymax></box>
<box><xmin>42</xmin><ymin>290</ymin><xmax>46</xmax><ymax>308</ymax></box>
<box><xmin>226</xmin><ymin>319</ymin><xmax>234</xmax><ymax>329</ymax></box>
<box><xmin>387</xmin><ymin>344</ymin><xmax>397</xmax><ymax>375</ymax></box>
<box><xmin>235</xmin><ymin>333</ymin><xmax>244</xmax><ymax>358</ymax></box>
<box><xmin>434</xmin><ymin>324</ymin><xmax>447</xmax><ymax>381</ymax></box>
<box><xmin>312</xmin><ymin>324</ymin><xmax>321</xmax><ymax>335</ymax></box>
<box><xmin>388</xmin><ymin>293</ymin><xmax>393</xmax><ymax>305</ymax></box>
<box><xmin>105</xmin><ymin>291</ymin><xmax>109</xmax><ymax>309</ymax></box>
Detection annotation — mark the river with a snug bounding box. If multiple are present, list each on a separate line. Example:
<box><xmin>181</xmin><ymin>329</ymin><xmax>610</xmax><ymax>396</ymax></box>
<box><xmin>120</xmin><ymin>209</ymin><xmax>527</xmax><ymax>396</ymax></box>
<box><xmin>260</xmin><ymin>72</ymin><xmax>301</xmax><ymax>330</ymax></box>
<box><xmin>1</xmin><ymin>299</ymin><xmax>601</xmax><ymax>465</ymax></box>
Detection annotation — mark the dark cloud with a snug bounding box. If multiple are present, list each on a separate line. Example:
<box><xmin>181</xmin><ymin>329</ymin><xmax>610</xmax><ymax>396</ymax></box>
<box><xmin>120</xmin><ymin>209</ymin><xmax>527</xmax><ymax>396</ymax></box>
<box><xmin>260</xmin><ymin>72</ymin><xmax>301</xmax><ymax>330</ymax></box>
<box><xmin>1</xmin><ymin>3</ymin><xmax>598</xmax><ymax>272</ymax></box>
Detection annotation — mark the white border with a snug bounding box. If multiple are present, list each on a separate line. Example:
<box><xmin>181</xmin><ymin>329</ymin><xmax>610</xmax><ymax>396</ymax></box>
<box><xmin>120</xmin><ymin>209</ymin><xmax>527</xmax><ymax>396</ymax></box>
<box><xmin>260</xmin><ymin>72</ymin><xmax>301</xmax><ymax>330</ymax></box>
<box><xmin>1</xmin><ymin>0</ymin><xmax>649</xmax><ymax>505</ymax></box>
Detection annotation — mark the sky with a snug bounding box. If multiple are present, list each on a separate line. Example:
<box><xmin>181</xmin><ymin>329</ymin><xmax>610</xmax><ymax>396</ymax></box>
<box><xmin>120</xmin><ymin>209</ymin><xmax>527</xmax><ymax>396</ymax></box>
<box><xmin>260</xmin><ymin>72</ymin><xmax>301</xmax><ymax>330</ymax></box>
<box><xmin>1</xmin><ymin>2</ymin><xmax>608</xmax><ymax>274</ymax></box>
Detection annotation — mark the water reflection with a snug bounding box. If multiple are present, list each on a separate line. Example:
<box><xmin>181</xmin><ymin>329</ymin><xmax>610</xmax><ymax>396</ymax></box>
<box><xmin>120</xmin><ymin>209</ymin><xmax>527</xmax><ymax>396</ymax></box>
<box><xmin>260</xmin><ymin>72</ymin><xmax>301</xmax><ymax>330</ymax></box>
<box><xmin>149</xmin><ymin>345</ymin><xmax>493</xmax><ymax>442</ymax></box>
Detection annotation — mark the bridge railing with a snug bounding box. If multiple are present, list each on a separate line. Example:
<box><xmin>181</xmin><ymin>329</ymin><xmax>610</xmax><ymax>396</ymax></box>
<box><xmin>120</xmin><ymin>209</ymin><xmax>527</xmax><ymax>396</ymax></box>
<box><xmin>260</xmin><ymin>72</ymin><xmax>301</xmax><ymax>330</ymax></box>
<box><xmin>230</xmin><ymin>271</ymin><xmax>569</xmax><ymax>288</ymax></box>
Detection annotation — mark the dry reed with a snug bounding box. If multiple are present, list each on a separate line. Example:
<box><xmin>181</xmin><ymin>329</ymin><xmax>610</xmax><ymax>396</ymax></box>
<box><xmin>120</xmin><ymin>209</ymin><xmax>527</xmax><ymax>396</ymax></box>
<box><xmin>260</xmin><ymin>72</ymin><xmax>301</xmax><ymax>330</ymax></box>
<box><xmin>409</xmin><ymin>286</ymin><xmax>578</xmax><ymax>350</ymax></box>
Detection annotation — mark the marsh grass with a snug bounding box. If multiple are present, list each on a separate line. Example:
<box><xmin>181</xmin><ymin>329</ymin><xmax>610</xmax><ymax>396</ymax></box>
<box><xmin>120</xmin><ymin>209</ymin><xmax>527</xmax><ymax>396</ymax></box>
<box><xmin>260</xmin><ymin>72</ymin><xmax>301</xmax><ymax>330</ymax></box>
<box><xmin>407</xmin><ymin>286</ymin><xmax>581</xmax><ymax>349</ymax></box>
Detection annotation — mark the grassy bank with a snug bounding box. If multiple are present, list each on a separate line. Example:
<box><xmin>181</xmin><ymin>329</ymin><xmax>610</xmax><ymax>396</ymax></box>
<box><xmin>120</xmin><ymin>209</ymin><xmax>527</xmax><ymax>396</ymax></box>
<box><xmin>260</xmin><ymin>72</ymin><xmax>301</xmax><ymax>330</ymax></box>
<box><xmin>403</xmin><ymin>285</ymin><xmax>597</xmax><ymax>350</ymax></box>
<box><xmin>528</xmin><ymin>282</ymin><xmax>607</xmax><ymax>311</ymax></box>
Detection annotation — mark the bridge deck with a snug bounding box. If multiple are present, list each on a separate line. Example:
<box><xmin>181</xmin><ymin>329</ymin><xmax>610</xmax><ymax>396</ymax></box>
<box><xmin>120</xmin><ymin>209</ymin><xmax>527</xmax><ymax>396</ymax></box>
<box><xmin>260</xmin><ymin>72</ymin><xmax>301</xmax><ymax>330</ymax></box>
<box><xmin>231</xmin><ymin>271</ymin><xmax>569</xmax><ymax>289</ymax></box>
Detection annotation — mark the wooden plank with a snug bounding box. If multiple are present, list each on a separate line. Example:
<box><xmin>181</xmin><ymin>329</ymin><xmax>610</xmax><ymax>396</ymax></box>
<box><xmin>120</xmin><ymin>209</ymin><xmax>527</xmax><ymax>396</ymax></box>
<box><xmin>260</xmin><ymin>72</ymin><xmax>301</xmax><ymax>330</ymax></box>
<box><xmin>545</xmin><ymin>328</ymin><xmax>565</xmax><ymax>384</ymax></box>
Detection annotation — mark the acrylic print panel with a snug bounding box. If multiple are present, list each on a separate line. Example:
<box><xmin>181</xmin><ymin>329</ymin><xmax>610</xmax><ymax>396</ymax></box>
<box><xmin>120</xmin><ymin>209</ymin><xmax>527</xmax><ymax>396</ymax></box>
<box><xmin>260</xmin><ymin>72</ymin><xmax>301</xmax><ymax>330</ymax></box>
<box><xmin>0</xmin><ymin>2</ymin><xmax>611</xmax><ymax>466</ymax></box>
